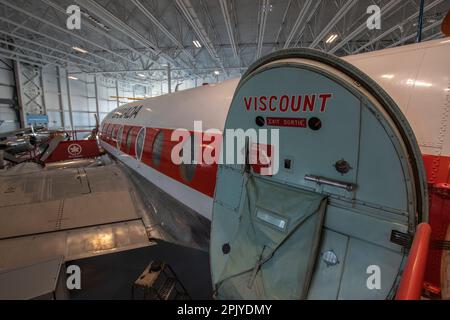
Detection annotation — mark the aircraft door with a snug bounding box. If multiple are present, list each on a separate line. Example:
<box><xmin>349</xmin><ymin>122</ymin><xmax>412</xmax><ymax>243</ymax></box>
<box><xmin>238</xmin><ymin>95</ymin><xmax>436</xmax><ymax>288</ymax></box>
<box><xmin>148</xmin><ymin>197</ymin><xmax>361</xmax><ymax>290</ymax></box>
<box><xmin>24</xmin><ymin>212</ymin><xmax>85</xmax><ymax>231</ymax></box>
<box><xmin>210</xmin><ymin>49</ymin><xmax>428</xmax><ymax>300</ymax></box>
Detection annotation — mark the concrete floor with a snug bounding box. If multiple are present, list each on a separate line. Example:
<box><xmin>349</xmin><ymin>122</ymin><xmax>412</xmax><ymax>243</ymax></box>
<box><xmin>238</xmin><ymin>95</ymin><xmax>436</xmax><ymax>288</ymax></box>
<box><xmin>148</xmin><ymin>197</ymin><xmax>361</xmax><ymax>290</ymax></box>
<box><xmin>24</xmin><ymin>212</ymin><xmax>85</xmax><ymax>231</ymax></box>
<box><xmin>67</xmin><ymin>240</ymin><xmax>213</xmax><ymax>300</ymax></box>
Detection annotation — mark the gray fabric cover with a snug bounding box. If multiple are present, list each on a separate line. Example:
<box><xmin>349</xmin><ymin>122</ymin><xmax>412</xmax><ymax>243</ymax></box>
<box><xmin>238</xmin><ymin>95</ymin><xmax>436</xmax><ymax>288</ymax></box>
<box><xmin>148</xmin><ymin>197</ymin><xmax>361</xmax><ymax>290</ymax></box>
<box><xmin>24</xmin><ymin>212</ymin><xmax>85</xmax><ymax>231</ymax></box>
<box><xmin>216</xmin><ymin>176</ymin><xmax>327</xmax><ymax>300</ymax></box>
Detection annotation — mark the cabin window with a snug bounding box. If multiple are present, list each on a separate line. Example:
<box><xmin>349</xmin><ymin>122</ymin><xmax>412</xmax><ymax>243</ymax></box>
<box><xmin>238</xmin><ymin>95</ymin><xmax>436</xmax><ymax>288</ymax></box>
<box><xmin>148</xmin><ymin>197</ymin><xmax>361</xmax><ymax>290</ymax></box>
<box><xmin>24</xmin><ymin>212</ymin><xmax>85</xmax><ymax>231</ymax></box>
<box><xmin>179</xmin><ymin>133</ymin><xmax>197</xmax><ymax>183</ymax></box>
<box><xmin>116</xmin><ymin>126</ymin><xmax>123</xmax><ymax>149</ymax></box>
<box><xmin>125</xmin><ymin>127</ymin><xmax>133</xmax><ymax>153</ymax></box>
<box><xmin>112</xmin><ymin>125</ymin><xmax>119</xmax><ymax>141</ymax></box>
<box><xmin>135</xmin><ymin>127</ymin><xmax>146</xmax><ymax>160</ymax></box>
<box><xmin>107</xmin><ymin>124</ymin><xmax>114</xmax><ymax>138</ymax></box>
<box><xmin>104</xmin><ymin>124</ymin><xmax>110</xmax><ymax>137</ymax></box>
<box><xmin>152</xmin><ymin>131</ymin><xmax>164</xmax><ymax>167</ymax></box>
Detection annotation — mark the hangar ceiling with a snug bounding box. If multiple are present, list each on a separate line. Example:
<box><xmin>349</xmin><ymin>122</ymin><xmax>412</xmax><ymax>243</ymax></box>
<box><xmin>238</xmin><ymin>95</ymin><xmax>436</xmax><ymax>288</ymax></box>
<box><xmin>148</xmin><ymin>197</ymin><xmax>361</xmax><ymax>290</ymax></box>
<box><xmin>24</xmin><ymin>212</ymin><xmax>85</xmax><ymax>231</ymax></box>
<box><xmin>0</xmin><ymin>0</ymin><xmax>448</xmax><ymax>83</ymax></box>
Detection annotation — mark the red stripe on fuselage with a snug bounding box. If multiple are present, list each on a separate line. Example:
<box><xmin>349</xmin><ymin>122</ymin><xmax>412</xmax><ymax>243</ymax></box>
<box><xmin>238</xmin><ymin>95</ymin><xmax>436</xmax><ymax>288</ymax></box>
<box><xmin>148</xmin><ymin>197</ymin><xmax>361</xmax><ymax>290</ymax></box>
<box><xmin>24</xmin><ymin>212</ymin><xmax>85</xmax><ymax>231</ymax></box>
<box><xmin>100</xmin><ymin>125</ymin><xmax>450</xmax><ymax>290</ymax></box>
<box><xmin>100</xmin><ymin>126</ymin><xmax>218</xmax><ymax>198</ymax></box>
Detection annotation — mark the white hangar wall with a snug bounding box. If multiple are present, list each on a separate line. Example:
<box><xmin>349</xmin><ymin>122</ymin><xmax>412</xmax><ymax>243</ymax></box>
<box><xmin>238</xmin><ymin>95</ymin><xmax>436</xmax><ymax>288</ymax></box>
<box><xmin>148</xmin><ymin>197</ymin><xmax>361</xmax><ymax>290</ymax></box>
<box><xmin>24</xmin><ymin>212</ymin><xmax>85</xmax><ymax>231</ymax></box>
<box><xmin>0</xmin><ymin>59</ymin><xmax>18</xmax><ymax>134</ymax></box>
<box><xmin>0</xmin><ymin>59</ymin><xmax>202</xmax><ymax>135</ymax></box>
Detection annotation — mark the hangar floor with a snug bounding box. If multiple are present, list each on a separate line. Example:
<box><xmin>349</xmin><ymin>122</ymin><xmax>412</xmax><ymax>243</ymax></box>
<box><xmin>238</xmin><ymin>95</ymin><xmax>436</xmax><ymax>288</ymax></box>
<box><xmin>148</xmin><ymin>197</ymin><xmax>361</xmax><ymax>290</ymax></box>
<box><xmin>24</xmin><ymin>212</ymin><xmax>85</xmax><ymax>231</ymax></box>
<box><xmin>67</xmin><ymin>240</ymin><xmax>212</xmax><ymax>300</ymax></box>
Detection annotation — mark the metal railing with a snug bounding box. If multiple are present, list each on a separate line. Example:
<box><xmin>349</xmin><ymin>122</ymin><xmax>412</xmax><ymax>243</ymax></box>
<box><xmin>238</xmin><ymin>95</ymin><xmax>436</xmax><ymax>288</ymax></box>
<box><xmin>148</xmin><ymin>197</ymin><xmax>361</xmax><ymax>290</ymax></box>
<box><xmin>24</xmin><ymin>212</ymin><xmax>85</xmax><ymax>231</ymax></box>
<box><xmin>395</xmin><ymin>223</ymin><xmax>432</xmax><ymax>300</ymax></box>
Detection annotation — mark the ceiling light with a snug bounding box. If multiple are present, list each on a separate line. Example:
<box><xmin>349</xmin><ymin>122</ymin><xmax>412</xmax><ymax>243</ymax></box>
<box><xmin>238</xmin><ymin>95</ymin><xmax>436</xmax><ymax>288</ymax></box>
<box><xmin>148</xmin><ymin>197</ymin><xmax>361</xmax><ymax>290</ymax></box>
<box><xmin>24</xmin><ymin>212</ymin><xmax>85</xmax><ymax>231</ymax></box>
<box><xmin>214</xmin><ymin>70</ymin><xmax>220</xmax><ymax>75</ymax></box>
<box><xmin>325</xmin><ymin>34</ymin><xmax>338</xmax><ymax>44</ymax></box>
<box><xmin>72</xmin><ymin>46</ymin><xmax>88</xmax><ymax>54</ymax></box>
<box><xmin>68</xmin><ymin>76</ymin><xmax>78</xmax><ymax>80</ymax></box>
<box><xmin>193</xmin><ymin>40</ymin><xmax>202</xmax><ymax>48</ymax></box>
<box><xmin>381</xmin><ymin>74</ymin><xmax>395</xmax><ymax>79</ymax></box>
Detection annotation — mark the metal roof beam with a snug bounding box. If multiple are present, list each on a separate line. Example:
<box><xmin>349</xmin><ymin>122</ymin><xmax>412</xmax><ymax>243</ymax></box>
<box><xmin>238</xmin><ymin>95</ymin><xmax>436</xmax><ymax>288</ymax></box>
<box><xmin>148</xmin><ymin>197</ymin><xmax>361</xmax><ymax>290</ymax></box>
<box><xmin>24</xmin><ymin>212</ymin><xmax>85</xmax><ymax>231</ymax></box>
<box><xmin>219</xmin><ymin>0</ymin><xmax>238</xmax><ymax>59</ymax></box>
<box><xmin>75</xmin><ymin>0</ymin><xmax>158</xmax><ymax>56</ymax></box>
<box><xmin>352</xmin><ymin>0</ymin><xmax>444</xmax><ymax>54</ymax></box>
<box><xmin>0</xmin><ymin>29</ymin><xmax>98</xmax><ymax>66</ymax></box>
<box><xmin>0</xmin><ymin>0</ymin><xmax>139</xmax><ymax>67</ymax></box>
<box><xmin>176</xmin><ymin>0</ymin><xmax>223</xmax><ymax>69</ymax></box>
<box><xmin>274</xmin><ymin>0</ymin><xmax>293</xmax><ymax>47</ymax></box>
<box><xmin>283</xmin><ymin>0</ymin><xmax>313</xmax><ymax>48</ymax></box>
<box><xmin>40</xmin><ymin>0</ymin><xmax>149</xmax><ymax>62</ymax></box>
<box><xmin>328</xmin><ymin>0</ymin><xmax>403</xmax><ymax>54</ymax></box>
<box><xmin>0</xmin><ymin>16</ymin><xmax>117</xmax><ymax>66</ymax></box>
<box><xmin>387</xmin><ymin>19</ymin><xmax>443</xmax><ymax>48</ymax></box>
<box><xmin>130</xmin><ymin>0</ymin><xmax>195</xmax><ymax>62</ymax></box>
<box><xmin>70</xmin><ymin>66</ymin><xmax>248</xmax><ymax>75</ymax></box>
<box><xmin>292</xmin><ymin>0</ymin><xmax>322</xmax><ymax>47</ymax></box>
<box><xmin>0</xmin><ymin>47</ymin><xmax>53</xmax><ymax>67</ymax></box>
<box><xmin>256</xmin><ymin>0</ymin><xmax>270</xmax><ymax>59</ymax></box>
<box><xmin>309</xmin><ymin>0</ymin><xmax>357</xmax><ymax>48</ymax></box>
<box><xmin>76</xmin><ymin>0</ymin><xmax>197</xmax><ymax>76</ymax></box>
<box><xmin>0</xmin><ymin>38</ymin><xmax>93</xmax><ymax>70</ymax></box>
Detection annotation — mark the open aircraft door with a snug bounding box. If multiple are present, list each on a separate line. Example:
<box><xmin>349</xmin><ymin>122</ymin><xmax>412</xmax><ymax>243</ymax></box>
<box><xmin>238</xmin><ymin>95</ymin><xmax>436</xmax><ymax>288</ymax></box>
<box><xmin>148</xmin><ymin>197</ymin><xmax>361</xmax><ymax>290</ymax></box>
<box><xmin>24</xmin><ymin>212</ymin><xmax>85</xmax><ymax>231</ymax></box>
<box><xmin>210</xmin><ymin>49</ymin><xmax>428</xmax><ymax>299</ymax></box>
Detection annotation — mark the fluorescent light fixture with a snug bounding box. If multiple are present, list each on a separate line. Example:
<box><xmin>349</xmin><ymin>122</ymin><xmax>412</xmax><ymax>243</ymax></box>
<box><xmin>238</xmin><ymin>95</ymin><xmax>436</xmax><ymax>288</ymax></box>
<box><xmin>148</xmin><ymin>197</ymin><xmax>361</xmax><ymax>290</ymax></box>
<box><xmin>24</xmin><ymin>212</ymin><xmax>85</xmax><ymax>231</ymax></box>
<box><xmin>325</xmin><ymin>34</ymin><xmax>338</xmax><ymax>44</ymax></box>
<box><xmin>193</xmin><ymin>40</ymin><xmax>202</xmax><ymax>48</ymax></box>
<box><xmin>137</xmin><ymin>74</ymin><xmax>146</xmax><ymax>78</ymax></box>
<box><xmin>214</xmin><ymin>70</ymin><xmax>220</xmax><ymax>75</ymax></box>
<box><xmin>381</xmin><ymin>74</ymin><xmax>395</xmax><ymax>79</ymax></box>
<box><xmin>68</xmin><ymin>76</ymin><xmax>78</xmax><ymax>80</ymax></box>
<box><xmin>72</xmin><ymin>46</ymin><xmax>88</xmax><ymax>54</ymax></box>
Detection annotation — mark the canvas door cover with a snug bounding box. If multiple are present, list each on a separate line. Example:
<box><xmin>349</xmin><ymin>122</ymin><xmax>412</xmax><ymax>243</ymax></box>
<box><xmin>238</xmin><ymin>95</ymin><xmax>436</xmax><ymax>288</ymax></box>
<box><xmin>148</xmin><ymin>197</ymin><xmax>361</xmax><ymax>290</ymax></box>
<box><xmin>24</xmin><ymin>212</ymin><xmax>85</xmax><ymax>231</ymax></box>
<box><xmin>215</xmin><ymin>176</ymin><xmax>327</xmax><ymax>299</ymax></box>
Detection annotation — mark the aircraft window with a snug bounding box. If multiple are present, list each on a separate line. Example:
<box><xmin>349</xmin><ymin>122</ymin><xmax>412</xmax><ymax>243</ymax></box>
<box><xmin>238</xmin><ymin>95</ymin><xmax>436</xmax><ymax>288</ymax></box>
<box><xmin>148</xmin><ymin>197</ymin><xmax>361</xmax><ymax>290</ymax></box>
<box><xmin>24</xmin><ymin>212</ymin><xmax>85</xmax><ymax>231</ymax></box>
<box><xmin>152</xmin><ymin>131</ymin><xmax>164</xmax><ymax>167</ymax></box>
<box><xmin>125</xmin><ymin>128</ymin><xmax>133</xmax><ymax>153</ymax></box>
<box><xmin>180</xmin><ymin>133</ymin><xmax>197</xmax><ymax>183</ymax></box>
<box><xmin>112</xmin><ymin>125</ymin><xmax>119</xmax><ymax>141</ymax></box>
<box><xmin>104</xmin><ymin>124</ymin><xmax>109</xmax><ymax>136</ymax></box>
<box><xmin>108</xmin><ymin>124</ymin><xmax>114</xmax><ymax>137</ymax></box>
<box><xmin>135</xmin><ymin>127</ymin><xmax>146</xmax><ymax>160</ymax></box>
<box><xmin>116</xmin><ymin>126</ymin><xmax>123</xmax><ymax>149</ymax></box>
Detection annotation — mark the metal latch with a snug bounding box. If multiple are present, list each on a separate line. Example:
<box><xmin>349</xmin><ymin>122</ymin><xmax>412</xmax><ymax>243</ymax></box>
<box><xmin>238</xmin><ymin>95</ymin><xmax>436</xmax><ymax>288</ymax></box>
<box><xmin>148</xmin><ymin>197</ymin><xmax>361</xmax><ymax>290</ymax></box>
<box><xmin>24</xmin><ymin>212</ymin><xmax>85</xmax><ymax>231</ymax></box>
<box><xmin>390</xmin><ymin>230</ymin><xmax>413</xmax><ymax>249</ymax></box>
<box><xmin>304</xmin><ymin>175</ymin><xmax>356</xmax><ymax>192</ymax></box>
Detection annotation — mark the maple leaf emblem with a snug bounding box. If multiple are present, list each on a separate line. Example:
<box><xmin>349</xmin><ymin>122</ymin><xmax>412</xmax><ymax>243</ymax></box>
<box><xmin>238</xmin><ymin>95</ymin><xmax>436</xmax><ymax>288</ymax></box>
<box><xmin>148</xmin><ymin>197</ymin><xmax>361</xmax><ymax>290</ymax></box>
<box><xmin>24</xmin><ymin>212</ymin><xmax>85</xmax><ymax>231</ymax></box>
<box><xmin>68</xmin><ymin>144</ymin><xmax>82</xmax><ymax>156</ymax></box>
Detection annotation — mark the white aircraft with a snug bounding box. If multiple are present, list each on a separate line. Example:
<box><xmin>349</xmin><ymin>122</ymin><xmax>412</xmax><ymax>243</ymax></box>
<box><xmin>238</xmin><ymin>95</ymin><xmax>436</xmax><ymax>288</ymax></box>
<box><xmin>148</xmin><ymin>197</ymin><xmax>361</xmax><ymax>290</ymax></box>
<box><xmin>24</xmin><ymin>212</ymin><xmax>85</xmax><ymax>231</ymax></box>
<box><xmin>99</xmin><ymin>36</ymin><xmax>450</xmax><ymax>299</ymax></box>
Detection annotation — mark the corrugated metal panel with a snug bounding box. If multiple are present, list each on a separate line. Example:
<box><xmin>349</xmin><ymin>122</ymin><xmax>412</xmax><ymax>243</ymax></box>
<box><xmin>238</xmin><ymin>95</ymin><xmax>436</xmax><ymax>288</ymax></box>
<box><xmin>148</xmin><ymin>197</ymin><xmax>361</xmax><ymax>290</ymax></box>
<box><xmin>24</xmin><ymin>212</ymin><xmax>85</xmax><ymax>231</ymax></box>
<box><xmin>0</xmin><ymin>59</ymin><xmax>19</xmax><ymax>133</ymax></box>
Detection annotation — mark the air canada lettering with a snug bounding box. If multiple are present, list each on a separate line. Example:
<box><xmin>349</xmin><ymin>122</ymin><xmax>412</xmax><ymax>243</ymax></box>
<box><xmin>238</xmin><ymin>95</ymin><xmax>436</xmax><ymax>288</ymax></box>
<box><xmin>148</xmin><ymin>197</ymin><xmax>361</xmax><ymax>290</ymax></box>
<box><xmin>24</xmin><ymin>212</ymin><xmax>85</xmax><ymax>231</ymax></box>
<box><xmin>244</xmin><ymin>93</ymin><xmax>332</xmax><ymax>113</ymax></box>
<box><xmin>112</xmin><ymin>105</ymin><xmax>143</xmax><ymax>119</ymax></box>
